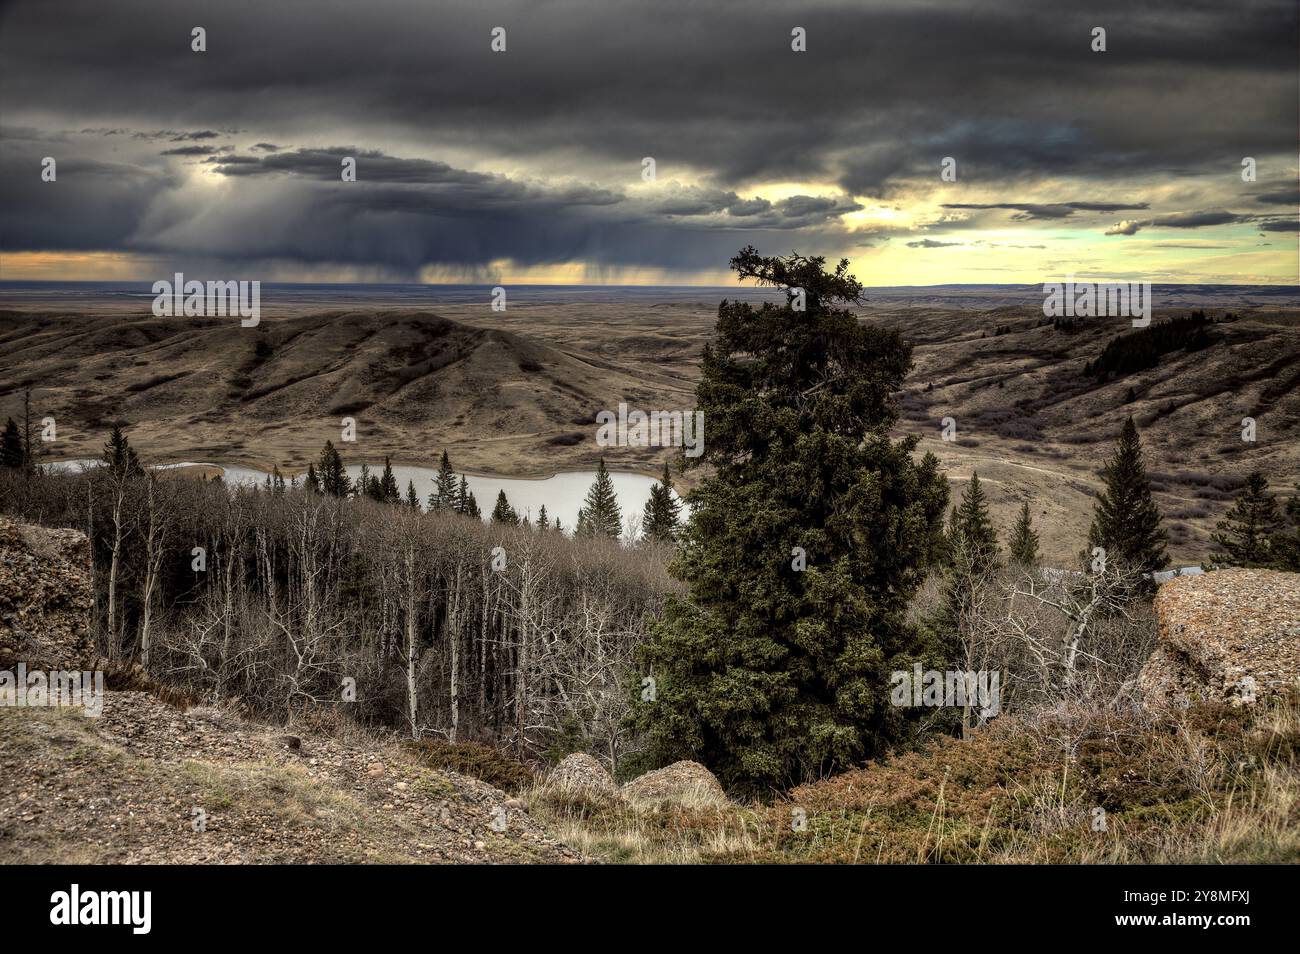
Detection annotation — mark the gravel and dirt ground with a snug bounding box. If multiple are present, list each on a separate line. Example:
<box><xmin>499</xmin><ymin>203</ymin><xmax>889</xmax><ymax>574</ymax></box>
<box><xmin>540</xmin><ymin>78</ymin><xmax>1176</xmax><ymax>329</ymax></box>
<box><xmin>0</xmin><ymin>689</ymin><xmax>585</xmax><ymax>864</ymax></box>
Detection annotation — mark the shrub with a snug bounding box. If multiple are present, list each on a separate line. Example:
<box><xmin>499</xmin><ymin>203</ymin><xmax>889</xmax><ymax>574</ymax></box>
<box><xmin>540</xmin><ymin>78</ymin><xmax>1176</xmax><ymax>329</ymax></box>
<box><xmin>405</xmin><ymin>740</ymin><xmax>536</xmax><ymax>794</ymax></box>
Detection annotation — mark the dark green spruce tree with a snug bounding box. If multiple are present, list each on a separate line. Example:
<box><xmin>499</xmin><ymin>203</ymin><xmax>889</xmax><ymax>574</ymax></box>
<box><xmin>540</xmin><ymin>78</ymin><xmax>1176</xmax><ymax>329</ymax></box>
<box><xmin>934</xmin><ymin>472</ymin><xmax>1001</xmax><ymax>643</ymax></box>
<box><xmin>577</xmin><ymin>458</ymin><xmax>622</xmax><ymax>539</ymax></box>
<box><xmin>455</xmin><ymin>475</ymin><xmax>471</xmax><ymax>515</ymax></box>
<box><xmin>1007</xmin><ymin>501</ymin><xmax>1040</xmax><ymax>566</ymax></box>
<box><xmin>1210</xmin><ymin>470</ymin><xmax>1282</xmax><ymax>568</ymax></box>
<box><xmin>379</xmin><ymin>457</ymin><xmax>401</xmax><ymax>504</ymax></box>
<box><xmin>641</xmin><ymin>461</ymin><xmax>682</xmax><ymax>543</ymax></box>
<box><xmin>490</xmin><ymin>490</ymin><xmax>518</xmax><ymax>526</ymax></box>
<box><xmin>315</xmin><ymin>440</ymin><xmax>351</xmax><ymax>498</ymax></box>
<box><xmin>1086</xmin><ymin>416</ymin><xmax>1168</xmax><ymax>574</ymax></box>
<box><xmin>430</xmin><ymin>451</ymin><xmax>458</xmax><ymax>511</ymax></box>
<box><xmin>405</xmin><ymin>479</ymin><xmax>421</xmax><ymax>509</ymax></box>
<box><xmin>634</xmin><ymin>247</ymin><xmax>949</xmax><ymax>796</ymax></box>
<box><xmin>948</xmin><ymin>472</ymin><xmax>999</xmax><ymax>567</ymax></box>
<box><xmin>102</xmin><ymin>423</ymin><xmax>143</xmax><ymax>477</ymax></box>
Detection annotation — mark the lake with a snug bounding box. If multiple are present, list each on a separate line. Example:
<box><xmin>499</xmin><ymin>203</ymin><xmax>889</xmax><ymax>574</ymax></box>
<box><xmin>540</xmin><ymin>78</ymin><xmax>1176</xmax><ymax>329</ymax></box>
<box><xmin>49</xmin><ymin>459</ymin><xmax>681</xmax><ymax>539</ymax></box>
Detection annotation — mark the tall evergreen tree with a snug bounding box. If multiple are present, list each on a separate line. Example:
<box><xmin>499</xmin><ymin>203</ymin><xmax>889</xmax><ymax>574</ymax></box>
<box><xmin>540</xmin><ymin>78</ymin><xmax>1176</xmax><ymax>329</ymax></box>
<box><xmin>101</xmin><ymin>423</ymin><xmax>143</xmax><ymax>477</ymax></box>
<box><xmin>1210</xmin><ymin>470</ymin><xmax>1282</xmax><ymax>568</ymax></box>
<box><xmin>357</xmin><ymin>463</ymin><xmax>378</xmax><ymax>500</ymax></box>
<box><xmin>935</xmin><ymin>472</ymin><xmax>1001</xmax><ymax>644</ymax></box>
<box><xmin>1086</xmin><ymin>416</ymin><xmax>1168</xmax><ymax>574</ymax></box>
<box><xmin>635</xmin><ymin>247</ymin><xmax>949</xmax><ymax>796</ymax></box>
<box><xmin>405</xmin><ymin>479</ymin><xmax>421</xmax><ymax>510</ymax></box>
<box><xmin>379</xmin><ymin>457</ymin><xmax>401</xmax><ymax>504</ymax></box>
<box><xmin>305</xmin><ymin>462</ymin><xmax>321</xmax><ymax>494</ymax></box>
<box><xmin>455</xmin><ymin>475</ymin><xmax>471</xmax><ymax>515</ymax></box>
<box><xmin>536</xmin><ymin>505</ymin><xmax>550</xmax><ymax>531</ymax></box>
<box><xmin>577</xmin><ymin>458</ymin><xmax>622</xmax><ymax>539</ymax></box>
<box><xmin>315</xmin><ymin>440</ymin><xmax>351</xmax><ymax>497</ymax></box>
<box><xmin>641</xmin><ymin>461</ymin><xmax>682</xmax><ymax>543</ymax></box>
<box><xmin>1007</xmin><ymin>501</ymin><xmax>1040</xmax><ymax>566</ymax></box>
<box><xmin>0</xmin><ymin>418</ymin><xmax>24</xmax><ymax>470</ymax></box>
<box><xmin>490</xmin><ymin>490</ymin><xmax>518</xmax><ymax>526</ymax></box>
<box><xmin>948</xmin><ymin>472</ymin><xmax>999</xmax><ymax>567</ymax></box>
<box><xmin>430</xmin><ymin>451</ymin><xmax>458</xmax><ymax>511</ymax></box>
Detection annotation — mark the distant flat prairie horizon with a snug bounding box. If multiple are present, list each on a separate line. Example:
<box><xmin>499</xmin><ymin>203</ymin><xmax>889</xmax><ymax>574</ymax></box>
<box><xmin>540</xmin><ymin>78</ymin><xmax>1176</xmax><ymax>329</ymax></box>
<box><xmin>1</xmin><ymin>280</ymin><xmax>1296</xmax><ymax>313</ymax></box>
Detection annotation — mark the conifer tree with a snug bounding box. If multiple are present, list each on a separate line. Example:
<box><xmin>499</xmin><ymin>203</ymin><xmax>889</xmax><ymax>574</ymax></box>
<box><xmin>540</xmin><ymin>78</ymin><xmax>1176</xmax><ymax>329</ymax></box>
<box><xmin>935</xmin><ymin>472</ymin><xmax>1001</xmax><ymax>643</ymax></box>
<box><xmin>379</xmin><ymin>457</ymin><xmax>400</xmax><ymax>504</ymax></box>
<box><xmin>0</xmin><ymin>418</ymin><xmax>24</xmax><ymax>470</ymax></box>
<box><xmin>1086</xmin><ymin>416</ymin><xmax>1168</xmax><ymax>574</ymax></box>
<box><xmin>315</xmin><ymin>440</ymin><xmax>350</xmax><ymax>497</ymax></box>
<box><xmin>1008</xmin><ymin>501</ymin><xmax>1040</xmax><ymax>566</ymax></box>
<box><xmin>101</xmin><ymin>423</ymin><xmax>143</xmax><ymax>477</ymax></box>
<box><xmin>949</xmin><ymin>472</ymin><xmax>999</xmax><ymax>567</ymax></box>
<box><xmin>430</xmin><ymin>451</ymin><xmax>458</xmax><ymax>511</ymax></box>
<box><xmin>357</xmin><ymin>463</ymin><xmax>376</xmax><ymax>500</ymax></box>
<box><xmin>577</xmin><ymin>458</ymin><xmax>622</xmax><ymax>539</ymax></box>
<box><xmin>536</xmin><ymin>505</ymin><xmax>550</xmax><ymax>531</ymax></box>
<box><xmin>641</xmin><ymin>461</ymin><xmax>682</xmax><ymax>543</ymax></box>
<box><xmin>305</xmin><ymin>463</ymin><xmax>321</xmax><ymax>494</ymax></box>
<box><xmin>490</xmin><ymin>490</ymin><xmax>518</xmax><ymax>526</ymax></box>
<box><xmin>405</xmin><ymin>479</ymin><xmax>421</xmax><ymax>510</ymax></box>
<box><xmin>455</xmin><ymin>475</ymin><xmax>471</xmax><ymax>515</ymax></box>
<box><xmin>464</xmin><ymin>490</ymin><xmax>481</xmax><ymax>520</ymax></box>
<box><xmin>635</xmin><ymin>247</ymin><xmax>949</xmax><ymax>795</ymax></box>
<box><xmin>1210</xmin><ymin>470</ymin><xmax>1282</xmax><ymax>568</ymax></box>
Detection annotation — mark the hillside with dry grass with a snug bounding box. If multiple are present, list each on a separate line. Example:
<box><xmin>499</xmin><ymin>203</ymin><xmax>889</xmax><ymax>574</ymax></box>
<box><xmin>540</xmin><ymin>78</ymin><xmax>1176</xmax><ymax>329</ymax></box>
<box><xmin>2</xmin><ymin>300</ymin><xmax>1297</xmax><ymax>562</ymax></box>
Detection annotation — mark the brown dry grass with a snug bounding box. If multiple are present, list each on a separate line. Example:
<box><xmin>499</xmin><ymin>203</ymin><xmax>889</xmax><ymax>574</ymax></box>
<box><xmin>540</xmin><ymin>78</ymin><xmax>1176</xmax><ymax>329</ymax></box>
<box><xmin>527</xmin><ymin>695</ymin><xmax>1300</xmax><ymax>864</ymax></box>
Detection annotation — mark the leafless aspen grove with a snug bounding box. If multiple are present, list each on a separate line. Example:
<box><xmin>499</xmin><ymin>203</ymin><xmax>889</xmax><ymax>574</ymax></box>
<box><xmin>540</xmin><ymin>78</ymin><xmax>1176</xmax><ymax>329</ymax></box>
<box><xmin>0</xmin><ymin>466</ymin><xmax>674</xmax><ymax>772</ymax></box>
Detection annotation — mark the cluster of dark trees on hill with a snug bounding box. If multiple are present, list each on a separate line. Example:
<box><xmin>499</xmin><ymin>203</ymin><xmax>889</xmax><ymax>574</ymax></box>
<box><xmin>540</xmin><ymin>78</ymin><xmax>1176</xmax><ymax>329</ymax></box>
<box><xmin>1085</xmin><ymin>311</ymin><xmax>1214</xmax><ymax>380</ymax></box>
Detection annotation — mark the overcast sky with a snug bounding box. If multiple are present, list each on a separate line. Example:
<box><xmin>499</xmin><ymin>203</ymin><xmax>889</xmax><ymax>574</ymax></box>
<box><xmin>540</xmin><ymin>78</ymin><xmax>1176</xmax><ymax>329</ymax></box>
<box><xmin>1</xmin><ymin>0</ymin><xmax>1296</xmax><ymax>285</ymax></box>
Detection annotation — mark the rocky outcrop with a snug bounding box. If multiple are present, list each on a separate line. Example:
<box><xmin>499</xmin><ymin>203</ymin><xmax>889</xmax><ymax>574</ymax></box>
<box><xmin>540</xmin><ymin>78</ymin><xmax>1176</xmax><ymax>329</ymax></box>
<box><xmin>622</xmin><ymin>760</ymin><xmax>727</xmax><ymax>807</ymax></box>
<box><xmin>544</xmin><ymin>752</ymin><xmax>620</xmax><ymax>799</ymax></box>
<box><xmin>1139</xmin><ymin>568</ymin><xmax>1300</xmax><ymax>707</ymax></box>
<box><xmin>0</xmin><ymin>516</ymin><xmax>94</xmax><ymax>671</ymax></box>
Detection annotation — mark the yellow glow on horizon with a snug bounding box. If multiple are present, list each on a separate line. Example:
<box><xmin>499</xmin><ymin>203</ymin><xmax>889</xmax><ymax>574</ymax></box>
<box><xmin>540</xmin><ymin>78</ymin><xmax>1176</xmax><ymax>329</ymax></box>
<box><xmin>4</xmin><ymin>239</ymin><xmax>1294</xmax><ymax>288</ymax></box>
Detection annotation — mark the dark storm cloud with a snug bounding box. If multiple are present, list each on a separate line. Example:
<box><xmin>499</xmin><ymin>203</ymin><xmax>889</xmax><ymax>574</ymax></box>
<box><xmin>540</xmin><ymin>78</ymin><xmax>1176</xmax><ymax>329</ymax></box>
<box><xmin>160</xmin><ymin>145</ymin><xmax>223</xmax><ymax>156</ymax></box>
<box><xmin>0</xmin><ymin>0</ymin><xmax>1294</xmax><ymax>272</ymax></box>
<box><xmin>942</xmin><ymin>201</ymin><xmax>1149</xmax><ymax>220</ymax></box>
<box><xmin>1255</xmin><ymin>188</ymin><xmax>1299</xmax><ymax>205</ymax></box>
<box><xmin>1104</xmin><ymin>209</ymin><xmax>1278</xmax><ymax>236</ymax></box>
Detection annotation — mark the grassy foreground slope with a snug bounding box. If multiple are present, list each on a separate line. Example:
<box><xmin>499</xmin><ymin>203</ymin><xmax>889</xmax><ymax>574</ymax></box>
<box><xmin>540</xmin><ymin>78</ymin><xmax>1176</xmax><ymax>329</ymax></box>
<box><xmin>528</xmin><ymin>699</ymin><xmax>1300</xmax><ymax>864</ymax></box>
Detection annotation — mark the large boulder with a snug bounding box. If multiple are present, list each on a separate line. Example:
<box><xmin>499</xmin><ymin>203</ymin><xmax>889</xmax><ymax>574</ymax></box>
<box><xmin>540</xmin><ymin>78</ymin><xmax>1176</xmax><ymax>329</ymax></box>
<box><xmin>0</xmin><ymin>516</ymin><xmax>94</xmax><ymax>671</ymax></box>
<box><xmin>623</xmin><ymin>760</ymin><xmax>727</xmax><ymax>807</ymax></box>
<box><xmin>1139</xmin><ymin>568</ymin><xmax>1300</xmax><ymax>707</ymax></box>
